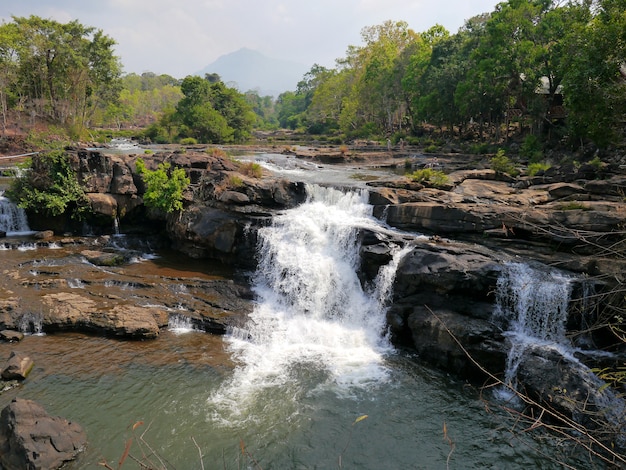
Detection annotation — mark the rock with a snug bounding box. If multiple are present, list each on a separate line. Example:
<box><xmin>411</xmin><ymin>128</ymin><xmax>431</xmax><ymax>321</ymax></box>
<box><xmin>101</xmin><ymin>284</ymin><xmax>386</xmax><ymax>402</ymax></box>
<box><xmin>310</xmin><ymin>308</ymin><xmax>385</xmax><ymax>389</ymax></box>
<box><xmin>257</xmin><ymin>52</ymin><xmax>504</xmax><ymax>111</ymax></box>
<box><xmin>218</xmin><ymin>190</ymin><xmax>250</xmax><ymax>204</ymax></box>
<box><xmin>546</xmin><ymin>182</ymin><xmax>585</xmax><ymax>199</ymax></box>
<box><xmin>0</xmin><ymin>230</ymin><xmax>6</xmax><ymax>238</ymax></box>
<box><xmin>0</xmin><ymin>398</ymin><xmax>86</xmax><ymax>470</ymax></box>
<box><xmin>517</xmin><ymin>348</ymin><xmax>626</xmax><ymax>435</ymax></box>
<box><xmin>403</xmin><ymin>306</ymin><xmax>506</xmax><ymax>378</ymax></box>
<box><xmin>0</xmin><ymin>330</ymin><xmax>24</xmax><ymax>342</ymax></box>
<box><xmin>86</xmin><ymin>193</ymin><xmax>118</xmax><ymax>218</ymax></box>
<box><xmin>169</xmin><ymin>205</ymin><xmax>240</xmax><ymax>258</ymax></box>
<box><xmin>33</xmin><ymin>230</ymin><xmax>54</xmax><ymax>240</ymax></box>
<box><xmin>1</xmin><ymin>351</ymin><xmax>34</xmax><ymax>380</ymax></box>
<box><xmin>81</xmin><ymin>249</ymin><xmax>127</xmax><ymax>266</ymax></box>
<box><xmin>41</xmin><ymin>292</ymin><xmax>167</xmax><ymax>339</ymax></box>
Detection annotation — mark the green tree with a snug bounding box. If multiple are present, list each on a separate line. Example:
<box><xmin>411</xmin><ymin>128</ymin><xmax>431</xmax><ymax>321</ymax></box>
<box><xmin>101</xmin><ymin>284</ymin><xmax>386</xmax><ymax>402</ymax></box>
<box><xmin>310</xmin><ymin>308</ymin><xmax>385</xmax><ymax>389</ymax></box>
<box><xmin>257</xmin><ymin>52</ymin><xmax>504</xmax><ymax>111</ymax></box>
<box><xmin>561</xmin><ymin>0</ymin><xmax>626</xmax><ymax>146</ymax></box>
<box><xmin>8</xmin><ymin>16</ymin><xmax>121</xmax><ymax>134</ymax></box>
<box><xmin>173</xmin><ymin>75</ymin><xmax>253</xmax><ymax>143</ymax></box>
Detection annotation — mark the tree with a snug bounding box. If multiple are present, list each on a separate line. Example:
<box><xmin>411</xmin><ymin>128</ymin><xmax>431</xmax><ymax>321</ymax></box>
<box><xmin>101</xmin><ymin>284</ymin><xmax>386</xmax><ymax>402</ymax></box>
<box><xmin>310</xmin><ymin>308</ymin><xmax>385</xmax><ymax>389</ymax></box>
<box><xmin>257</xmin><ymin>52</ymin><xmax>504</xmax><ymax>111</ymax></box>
<box><xmin>0</xmin><ymin>21</ymin><xmax>20</xmax><ymax>135</ymax></box>
<box><xmin>6</xmin><ymin>151</ymin><xmax>89</xmax><ymax>218</ymax></box>
<box><xmin>7</xmin><ymin>16</ymin><xmax>121</xmax><ymax>134</ymax></box>
<box><xmin>561</xmin><ymin>0</ymin><xmax>626</xmax><ymax>146</ymax></box>
<box><xmin>172</xmin><ymin>75</ymin><xmax>253</xmax><ymax>143</ymax></box>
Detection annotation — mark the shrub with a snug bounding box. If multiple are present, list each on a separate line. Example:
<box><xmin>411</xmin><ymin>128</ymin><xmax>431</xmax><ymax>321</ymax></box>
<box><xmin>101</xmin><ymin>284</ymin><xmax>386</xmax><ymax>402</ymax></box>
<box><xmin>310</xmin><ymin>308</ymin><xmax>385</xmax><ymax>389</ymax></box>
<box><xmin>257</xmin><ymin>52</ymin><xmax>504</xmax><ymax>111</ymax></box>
<box><xmin>520</xmin><ymin>134</ymin><xmax>543</xmax><ymax>163</ymax></box>
<box><xmin>208</xmin><ymin>148</ymin><xmax>228</xmax><ymax>158</ymax></box>
<box><xmin>527</xmin><ymin>162</ymin><xmax>551</xmax><ymax>177</ymax></box>
<box><xmin>7</xmin><ymin>150</ymin><xmax>89</xmax><ymax>219</ymax></box>
<box><xmin>135</xmin><ymin>158</ymin><xmax>190</xmax><ymax>213</ymax></box>
<box><xmin>179</xmin><ymin>137</ymin><xmax>198</xmax><ymax>145</ymax></box>
<box><xmin>589</xmin><ymin>155</ymin><xmax>603</xmax><ymax>169</ymax></box>
<box><xmin>409</xmin><ymin>168</ymin><xmax>450</xmax><ymax>188</ymax></box>
<box><xmin>490</xmin><ymin>149</ymin><xmax>519</xmax><ymax>177</ymax></box>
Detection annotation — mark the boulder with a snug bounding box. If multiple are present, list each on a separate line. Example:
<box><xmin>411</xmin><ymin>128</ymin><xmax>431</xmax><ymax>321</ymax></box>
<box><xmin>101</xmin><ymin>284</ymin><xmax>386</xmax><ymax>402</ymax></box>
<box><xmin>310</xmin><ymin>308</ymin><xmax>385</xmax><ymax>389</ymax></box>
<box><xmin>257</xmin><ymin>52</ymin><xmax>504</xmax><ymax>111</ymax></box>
<box><xmin>1</xmin><ymin>351</ymin><xmax>34</xmax><ymax>380</ymax></box>
<box><xmin>33</xmin><ymin>230</ymin><xmax>54</xmax><ymax>240</ymax></box>
<box><xmin>0</xmin><ymin>330</ymin><xmax>24</xmax><ymax>342</ymax></box>
<box><xmin>0</xmin><ymin>398</ymin><xmax>86</xmax><ymax>470</ymax></box>
<box><xmin>517</xmin><ymin>348</ymin><xmax>626</xmax><ymax>435</ymax></box>
<box><xmin>87</xmin><ymin>193</ymin><xmax>118</xmax><ymax>218</ymax></box>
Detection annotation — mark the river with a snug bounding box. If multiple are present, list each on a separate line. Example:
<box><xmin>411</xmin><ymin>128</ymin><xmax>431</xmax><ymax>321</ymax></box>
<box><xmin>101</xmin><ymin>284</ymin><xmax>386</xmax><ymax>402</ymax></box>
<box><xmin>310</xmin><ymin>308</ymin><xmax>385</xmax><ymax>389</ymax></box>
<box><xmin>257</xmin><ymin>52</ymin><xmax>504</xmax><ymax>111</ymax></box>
<box><xmin>0</xmin><ymin>182</ymin><xmax>594</xmax><ymax>469</ymax></box>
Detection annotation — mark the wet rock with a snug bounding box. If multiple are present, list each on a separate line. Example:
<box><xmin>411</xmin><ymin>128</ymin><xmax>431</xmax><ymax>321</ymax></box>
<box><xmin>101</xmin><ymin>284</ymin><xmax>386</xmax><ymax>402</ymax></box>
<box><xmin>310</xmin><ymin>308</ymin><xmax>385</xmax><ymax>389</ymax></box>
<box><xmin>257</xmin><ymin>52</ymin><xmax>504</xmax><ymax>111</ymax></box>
<box><xmin>33</xmin><ymin>230</ymin><xmax>54</xmax><ymax>240</ymax></box>
<box><xmin>81</xmin><ymin>249</ymin><xmax>128</xmax><ymax>266</ymax></box>
<box><xmin>0</xmin><ymin>230</ymin><xmax>6</xmax><ymax>238</ymax></box>
<box><xmin>403</xmin><ymin>306</ymin><xmax>506</xmax><ymax>378</ymax></box>
<box><xmin>0</xmin><ymin>330</ymin><xmax>24</xmax><ymax>342</ymax></box>
<box><xmin>1</xmin><ymin>351</ymin><xmax>34</xmax><ymax>380</ymax></box>
<box><xmin>517</xmin><ymin>348</ymin><xmax>626</xmax><ymax>435</ymax></box>
<box><xmin>41</xmin><ymin>292</ymin><xmax>167</xmax><ymax>339</ymax></box>
<box><xmin>0</xmin><ymin>398</ymin><xmax>86</xmax><ymax>470</ymax></box>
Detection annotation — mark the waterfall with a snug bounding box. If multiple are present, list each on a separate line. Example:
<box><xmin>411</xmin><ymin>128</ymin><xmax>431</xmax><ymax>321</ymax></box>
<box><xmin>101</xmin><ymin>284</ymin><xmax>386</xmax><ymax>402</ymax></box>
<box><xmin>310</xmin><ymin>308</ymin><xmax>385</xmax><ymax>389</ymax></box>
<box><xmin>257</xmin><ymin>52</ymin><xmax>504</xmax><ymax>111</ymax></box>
<box><xmin>210</xmin><ymin>185</ymin><xmax>405</xmax><ymax>423</ymax></box>
<box><xmin>493</xmin><ymin>262</ymin><xmax>573</xmax><ymax>389</ymax></box>
<box><xmin>0</xmin><ymin>192</ymin><xmax>30</xmax><ymax>234</ymax></box>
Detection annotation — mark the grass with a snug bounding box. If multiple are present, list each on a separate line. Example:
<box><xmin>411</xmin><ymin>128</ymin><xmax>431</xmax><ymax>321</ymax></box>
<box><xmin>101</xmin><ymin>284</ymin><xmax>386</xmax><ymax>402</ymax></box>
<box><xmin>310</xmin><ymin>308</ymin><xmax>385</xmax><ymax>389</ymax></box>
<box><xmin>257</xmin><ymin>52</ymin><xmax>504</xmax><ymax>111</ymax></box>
<box><xmin>240</xmin><ymin>162</ymin><xmax>263</xmax><ymax>178</ymax></box>
<box><xmin>557</xmin><ymin>202</ymin><xmax>591</xmax><ymax>211</ymax></box>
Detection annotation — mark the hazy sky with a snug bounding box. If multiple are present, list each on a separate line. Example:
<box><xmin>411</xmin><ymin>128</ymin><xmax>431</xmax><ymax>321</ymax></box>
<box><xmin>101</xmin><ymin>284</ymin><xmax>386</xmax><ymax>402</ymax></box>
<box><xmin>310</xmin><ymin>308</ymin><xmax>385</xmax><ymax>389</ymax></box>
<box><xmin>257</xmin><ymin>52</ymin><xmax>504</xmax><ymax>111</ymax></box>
<box><xmin>0</xmin><ymin>1</ymin><xmax>500</xmax><ymax>78</ymax></box>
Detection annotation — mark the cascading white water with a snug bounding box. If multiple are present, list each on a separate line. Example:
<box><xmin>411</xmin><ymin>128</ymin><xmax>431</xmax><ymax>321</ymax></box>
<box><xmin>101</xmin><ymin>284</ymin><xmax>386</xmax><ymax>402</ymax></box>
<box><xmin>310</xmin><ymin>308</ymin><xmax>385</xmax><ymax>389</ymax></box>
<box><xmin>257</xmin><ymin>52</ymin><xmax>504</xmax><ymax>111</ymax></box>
<box><xmin>0</xmin><ymin>191</ymin><xmax>30</xmax><ymax>234</ymax></box>
<box><xmin>210</xmin><ymin>185</ymin><xmax>406</xmax><ymax>423</ymax></box>
<box><xmin>493</xmin><ymin>262</ymin><xmax>573</xmax><ymax>389</ymax></box>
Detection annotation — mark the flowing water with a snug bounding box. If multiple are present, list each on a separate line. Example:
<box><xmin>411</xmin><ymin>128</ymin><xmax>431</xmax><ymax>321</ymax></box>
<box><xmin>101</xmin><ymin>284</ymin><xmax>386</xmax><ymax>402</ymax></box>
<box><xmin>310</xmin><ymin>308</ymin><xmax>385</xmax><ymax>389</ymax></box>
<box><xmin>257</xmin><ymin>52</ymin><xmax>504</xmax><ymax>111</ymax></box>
<box><xmin>493</xmin><ymin>262</ymin><xmax>575</xmax><ymax>390</ymax></box>
<box><xmin>0</xmin><ymin>189</ymin><xmax>594</xmax><ymax>469</ymax></box>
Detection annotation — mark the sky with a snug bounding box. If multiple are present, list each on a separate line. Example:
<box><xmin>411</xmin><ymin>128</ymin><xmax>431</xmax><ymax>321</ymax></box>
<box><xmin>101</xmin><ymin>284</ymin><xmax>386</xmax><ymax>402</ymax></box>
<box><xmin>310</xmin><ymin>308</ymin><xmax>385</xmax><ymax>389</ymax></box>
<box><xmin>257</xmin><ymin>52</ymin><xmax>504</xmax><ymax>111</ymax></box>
<box><xmin>0</xmin><ymin>0</ymin><xmax>501</xmax><ymax>78</ymax></box>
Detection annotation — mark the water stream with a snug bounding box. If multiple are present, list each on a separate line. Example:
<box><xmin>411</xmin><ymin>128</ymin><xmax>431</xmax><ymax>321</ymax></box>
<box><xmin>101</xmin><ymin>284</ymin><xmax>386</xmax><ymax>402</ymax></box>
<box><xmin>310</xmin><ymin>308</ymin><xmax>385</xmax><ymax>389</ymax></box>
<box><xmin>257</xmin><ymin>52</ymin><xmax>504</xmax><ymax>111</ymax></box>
<box><xmin>493</xmin><ymin>262</ymin><xmax>575</xmax><ymax>390</ymax></box>
<box><xmin>0</xmin><ymin>190</ymin><xmax>594</xmax><ymax>468</ymax></box>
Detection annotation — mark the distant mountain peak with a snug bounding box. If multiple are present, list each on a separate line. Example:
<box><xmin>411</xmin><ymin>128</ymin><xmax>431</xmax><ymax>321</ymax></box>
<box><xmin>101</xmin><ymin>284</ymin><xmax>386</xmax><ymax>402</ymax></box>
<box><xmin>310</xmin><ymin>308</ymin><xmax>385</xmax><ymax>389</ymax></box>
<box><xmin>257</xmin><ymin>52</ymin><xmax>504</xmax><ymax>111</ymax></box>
<box><xmin>196</xmin><ymin>48</ymin><xmax>308</xmax><ymax>96</ymax></box>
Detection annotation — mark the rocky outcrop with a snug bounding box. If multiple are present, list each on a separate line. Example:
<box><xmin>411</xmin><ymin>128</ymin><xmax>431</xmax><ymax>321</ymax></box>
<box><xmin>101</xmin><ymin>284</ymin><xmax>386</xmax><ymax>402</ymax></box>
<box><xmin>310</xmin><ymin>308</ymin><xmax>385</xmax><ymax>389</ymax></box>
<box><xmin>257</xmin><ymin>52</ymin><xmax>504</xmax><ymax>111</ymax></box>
<box><xmin>0</xmin><ymin>398</ymin><xmax>86</xmax><ymax>470</ymax></box>
<box><xmin>167</xmin><ymin>167</ymin><xmax>305</xmax><ymax>264</ymax></box>
<box><xmin>40</xmin><ymin>292</ymin><xmax>168</xmax><ymax>339</ymax></box>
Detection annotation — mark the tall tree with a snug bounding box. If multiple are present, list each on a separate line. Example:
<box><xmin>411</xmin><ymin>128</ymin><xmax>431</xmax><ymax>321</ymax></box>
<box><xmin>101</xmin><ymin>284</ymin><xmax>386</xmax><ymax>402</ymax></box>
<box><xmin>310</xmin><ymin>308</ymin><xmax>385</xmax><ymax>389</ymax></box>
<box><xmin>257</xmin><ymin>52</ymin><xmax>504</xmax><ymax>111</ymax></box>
<box><xmin>8</xmin><ymin>16</ymin><xmax>121</xmax><ymax>134</ymax></box>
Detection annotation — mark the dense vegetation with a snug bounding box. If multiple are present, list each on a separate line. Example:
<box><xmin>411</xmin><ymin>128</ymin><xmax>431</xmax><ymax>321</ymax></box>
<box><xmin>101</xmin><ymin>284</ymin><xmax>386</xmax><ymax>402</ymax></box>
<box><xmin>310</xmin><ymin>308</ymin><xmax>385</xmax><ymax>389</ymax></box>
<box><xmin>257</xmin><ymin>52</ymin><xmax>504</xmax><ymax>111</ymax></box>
<box><xmin>5</xmin><ymin>151</ymin><xmax>89</xmax><ymax>218</ymax></box>
<box><xmin>1</xmin><ymin>0</ymin><xmax>624</xmax><ymax>150</ymax></box>
<box><xmin>276</xmin><ymin>0</ymin><xmax>625</xmax><ymax>149</ymax></box>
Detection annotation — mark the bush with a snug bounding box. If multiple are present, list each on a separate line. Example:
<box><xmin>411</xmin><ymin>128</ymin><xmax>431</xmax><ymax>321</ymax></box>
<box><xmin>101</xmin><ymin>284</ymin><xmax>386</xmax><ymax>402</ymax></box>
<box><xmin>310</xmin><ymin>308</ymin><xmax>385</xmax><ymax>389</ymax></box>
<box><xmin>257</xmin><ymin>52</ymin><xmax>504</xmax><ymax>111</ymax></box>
<box><xmin>135</xmin><ymin>158</ymin><xmax>190</xmax><ymax>213</ymax></box>
<box><xmin>490</xmin><ymin>149</ymin><xmax>519</xmax><ymax>177</ymax></box>
<box><xmin>520</xmin><ymin>134</ymin><xmax>543</xmax><ymax>163</ymax></box>
<box><xmin>527</xmin><ymin>162</ymin><xmax>551</xmax><ymax>177</ymax></box>
<box><xmin>179</xmin><ymin>137</ymin><xmax>198</xmax><ymax>146</ymax></box>
<box><xmin>409</xmin><ymin>168</ymin><xmax>450</xmax><ymax>188</ymax></box>
<box><xmin>7</xmin><ymin>150</ymin><xmax>89</xmax><ymax>219</ymax></box>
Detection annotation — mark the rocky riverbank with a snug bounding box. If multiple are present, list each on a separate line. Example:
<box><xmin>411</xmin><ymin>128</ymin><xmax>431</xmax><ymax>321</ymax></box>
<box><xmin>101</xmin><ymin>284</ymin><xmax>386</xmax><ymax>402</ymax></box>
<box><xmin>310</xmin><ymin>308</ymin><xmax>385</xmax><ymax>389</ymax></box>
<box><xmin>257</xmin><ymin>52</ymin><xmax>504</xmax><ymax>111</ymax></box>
<box><xmin>1</xmin><ymin>142</ymin><xmax>625</xmax><ymax>464</ymax></box>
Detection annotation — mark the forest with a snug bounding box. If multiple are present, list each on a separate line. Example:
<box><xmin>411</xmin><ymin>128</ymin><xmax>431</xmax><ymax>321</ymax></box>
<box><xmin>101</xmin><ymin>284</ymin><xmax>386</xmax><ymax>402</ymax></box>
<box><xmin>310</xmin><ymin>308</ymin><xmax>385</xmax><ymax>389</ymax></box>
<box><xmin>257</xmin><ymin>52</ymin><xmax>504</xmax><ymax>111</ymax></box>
<box><xmin>0</xmin><ymin>0</ymin><xmax>624</xmax><ymax>151</ymax></box>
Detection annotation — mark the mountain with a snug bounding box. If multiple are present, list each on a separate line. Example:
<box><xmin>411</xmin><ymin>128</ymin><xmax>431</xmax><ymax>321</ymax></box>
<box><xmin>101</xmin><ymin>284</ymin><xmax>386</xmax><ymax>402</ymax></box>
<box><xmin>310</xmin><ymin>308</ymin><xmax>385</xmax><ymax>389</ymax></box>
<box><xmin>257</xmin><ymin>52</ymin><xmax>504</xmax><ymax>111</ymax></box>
<box><xmin>196</xmin><ymin>48</ymin><xmax>309</xmax><ymax>96</ymax></box>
